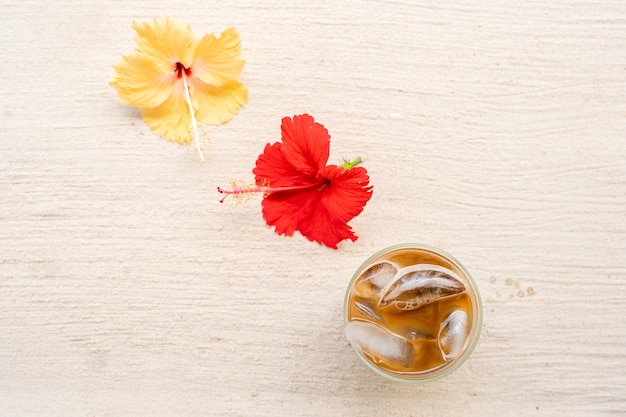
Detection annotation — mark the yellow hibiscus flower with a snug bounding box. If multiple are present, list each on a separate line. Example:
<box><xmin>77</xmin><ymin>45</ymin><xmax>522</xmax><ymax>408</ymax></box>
<box><xmin>110</xmin><ymin>18</ymin><xmax>247</xmax><ymax>160</ymax></box>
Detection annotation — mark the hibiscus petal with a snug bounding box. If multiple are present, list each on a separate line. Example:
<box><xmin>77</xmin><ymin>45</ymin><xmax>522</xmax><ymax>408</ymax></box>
<box><xmin>319</xmin><ymin>165</ymin><xmax>373</xmax><ymax>223</ymax></box>
<box><xmin>111</xmin><ymin>53</ymin><xmax>175</xmax><ymax>109</ymax></box>
<box><xmin>192</xmin><ymin>28</ymin><xmax>246</xmax><ymax>86</ymax></box>
<box><xmin>253</xmin><ymin>142</ymin><xmax>315</xmax><ymax>189</ymax></box>
<box><xmin>191</xmin><ymin>79</ymin><xmax>248</xmax><ymax>126</ymax></box>
<box><xmin>280</xmin><ymin>115</ymin><xmax>330</xmax><ymax>176</ymax></box>
<box><xmin>261</xmin><ymin>187</ymin><xmax>358</xmax><ymax>249</ymax></box>
<box><xmin>132</xmin><ymin>18</ymin><xmax>197</xmax><ymax>71</ymax></box>
<box><xmin>296</xmin><ymin>199</ymin><xmax>359</xmax><ymax>249</ymax></box>
<box><xmin>140</xmin><ymin>90</ymin><xmax>193</xmax><ymax>144</ymax></box>
<box><xmin>261</xmin><ymin>189</ymin><xmax>313</xmax><ymax>238</ymax></box>
<box><xmin>295</xmin><ymin>166</ymin><xmax>372</xmax><ymax>248</ymax></box>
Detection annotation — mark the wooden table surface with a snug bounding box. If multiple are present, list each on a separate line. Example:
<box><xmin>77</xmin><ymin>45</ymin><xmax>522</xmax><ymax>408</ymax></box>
<box><xmin>1</xmin><ymin>1</ymin><xmax>625</xmax><ymax>416</ymax></box>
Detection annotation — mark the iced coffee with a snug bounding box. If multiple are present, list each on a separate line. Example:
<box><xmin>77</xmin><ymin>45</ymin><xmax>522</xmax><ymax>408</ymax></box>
<box><xmin>344</xmin><ymin>244</ymin><xmax>482</xmax><ymax>382</ymax></box>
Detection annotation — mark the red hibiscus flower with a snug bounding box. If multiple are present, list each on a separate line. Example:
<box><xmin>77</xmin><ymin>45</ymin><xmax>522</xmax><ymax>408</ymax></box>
<box><xmin>218</xmin><ymin>114</ymin><xmax>373</xmax><ymax>249</ymax></box>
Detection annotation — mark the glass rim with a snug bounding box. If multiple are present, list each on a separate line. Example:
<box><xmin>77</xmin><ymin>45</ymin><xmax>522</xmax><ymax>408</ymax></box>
<box><xmin>343</xmin><ymin>243</ymin><xmax>483</xmax><ymax>383</ymax></box>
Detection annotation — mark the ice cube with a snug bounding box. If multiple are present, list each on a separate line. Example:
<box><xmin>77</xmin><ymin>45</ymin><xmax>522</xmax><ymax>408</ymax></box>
<box><xmin>405</xmin><ymin>328</ymin><xmax>436</xmax><ymax>341</ymax></box>
<box><xmin>353</xmin><ymin>260</ymin><xmax>399</xmax><ymax>300</ymax></box>
<box><xmin>380</xmin><ymin>264</ymin><xmax>465</xmax><ymax>310</ymax></box>
<box><xmin>438</xmin><ymin>310</ymin><xmax>469</xmax><ymax>361</ymax></box>
<box><xmin>345</xmin><ymin>320</ymin><xmax>415</xmax><ymax>370</ymax></box>
<box><xmin>353</xmin><ymin>300</ymin><xmax>382</xmax><ymax>322</ymax></box>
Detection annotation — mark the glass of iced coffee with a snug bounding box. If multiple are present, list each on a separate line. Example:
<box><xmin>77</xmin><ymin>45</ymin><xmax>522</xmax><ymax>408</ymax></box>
<box><xmin>344</xmin><ymin>244</ymin><xmax>482</xmax><ymax>382</ymax></box>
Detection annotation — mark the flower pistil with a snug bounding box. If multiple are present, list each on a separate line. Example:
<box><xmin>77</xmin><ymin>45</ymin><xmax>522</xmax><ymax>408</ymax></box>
<box><xmin>179</xmin><ymin>69</ymin><xmax>203</xmax><ymax>161</ymax></box>
<box><xmin>217</xmin><ymin>178</ymin><xmax>330</xmax><ymax>204</ymax></box>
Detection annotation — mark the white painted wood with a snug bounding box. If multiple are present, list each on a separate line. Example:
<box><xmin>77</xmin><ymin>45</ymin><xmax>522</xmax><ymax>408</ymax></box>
<box><xmin>1</xmin><ymin>1</ymin><xmax>624</xmax><ymax>415</ymax></box>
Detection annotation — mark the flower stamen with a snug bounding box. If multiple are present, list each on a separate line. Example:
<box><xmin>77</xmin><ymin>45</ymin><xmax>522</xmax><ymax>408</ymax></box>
<box><xmin>217</xmin><ymin>180</ymin><xmax>266</xmax><ymax>204</ymax></box>
<box><xmin>180</xmin><ymin>68</ymin><xmax>205</xmax><ymax>162</ymax></box>
<box><xmin>217</xmin><ymin>178</ymin><xmax>328</xmax><ymax>203</ymax></box>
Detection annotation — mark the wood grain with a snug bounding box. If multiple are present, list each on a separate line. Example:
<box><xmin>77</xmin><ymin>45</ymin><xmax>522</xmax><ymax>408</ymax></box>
<box><xmin>1</xmin><ymin>1</ymin><xmax>625</xmax><ymax>416</ymax></box>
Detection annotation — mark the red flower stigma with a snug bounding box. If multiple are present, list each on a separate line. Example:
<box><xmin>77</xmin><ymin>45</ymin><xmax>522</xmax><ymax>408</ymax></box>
<box><xmin>174</xmin><ymin>62</ymin><xmax>192</xmax><ymax>79</ymax></box>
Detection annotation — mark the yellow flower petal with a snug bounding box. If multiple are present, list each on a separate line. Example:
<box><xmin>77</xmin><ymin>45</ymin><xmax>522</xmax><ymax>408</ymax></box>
<box><xmin>140</xmin><ymin>89</ymin><xmax>193</xmax><ymax>144</ymax></box>
<box><xmin>110</xmin><ymin>53</ymin><xmax>174</xmax><ymax>108</ymax></box>
<box><xmin>192</xmin><ymin>80</ymin><xmax>248</xmax><ymax>126</ymax></box>
<box><xmin>192</xmin><ymin>28</ymin><xmax>245</xmax><ymax>86</ymax></box>
<box><xmin>132</xmin><ymin>18</ymin><xmax>198</xmax><ymax>72</ymax></box>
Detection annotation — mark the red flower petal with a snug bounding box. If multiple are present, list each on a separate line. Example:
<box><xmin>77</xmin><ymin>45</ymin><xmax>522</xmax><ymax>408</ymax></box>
<box><xmin>263</xmin><ymin>189</ymin><xmax>356</xmax><ymax>249</ymax></box>
<box><xmin>296</xmin><ymin>166</ymin><xmax>372</xmax><ymax>248</ymax></box>
<box><xmin>317</xmin><ymin>165</ymin><xmax>373</xmax><ymax>224</ymax></box>
<box><xmin>280</xmin><ymin>114</ymin><xmax>330</xmax><ymax>177</ymax></box>
<box><xmin>253</xmin><ymin>142</ymin><xmax>313</xmax><ymax>188</ymax></box>
<box><xmin>261</xmin><ymin>186</ymin><xmax>319</xmax><ymax>238</ymax></box>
